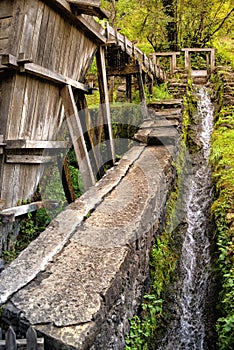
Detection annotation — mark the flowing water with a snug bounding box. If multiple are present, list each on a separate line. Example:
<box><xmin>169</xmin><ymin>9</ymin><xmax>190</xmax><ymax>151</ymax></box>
<box><xmin>157</xmin><ymin>86</ymin><xmax>215</xmax><ymax>350</ymax></box>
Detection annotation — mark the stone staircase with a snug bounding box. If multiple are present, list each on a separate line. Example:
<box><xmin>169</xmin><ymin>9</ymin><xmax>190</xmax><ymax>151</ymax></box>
<box><xmin>134</xmin><ymin>99</ymin><xmax>183</xmax><ymax>147</ymax></box>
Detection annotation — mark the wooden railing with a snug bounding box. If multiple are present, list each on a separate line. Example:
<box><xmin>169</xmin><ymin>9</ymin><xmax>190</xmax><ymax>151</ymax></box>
<box><xmin>0</xmin><ymin>326</ymin><xmax>44</xmax><ymax>350</ymax></box>
<box><xmin>105</xmin><ymin>23</ymin><xmax>167</xmax><ymax>82</ymax></box>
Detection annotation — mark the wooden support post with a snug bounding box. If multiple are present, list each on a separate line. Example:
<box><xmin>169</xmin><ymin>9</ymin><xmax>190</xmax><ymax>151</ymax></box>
<box><xmin>210</xmin><ymin>49</ymin><xmax>215</xmax><ymax>72</ymax></box>
<box><xmin>184</xmin><ymin>49</ymin><xmax>190</xmax><ymax>70</ymax></box>
<box><xmin>171</xmin><ymin>53</ymin><xmax>177</xmax><ymax>74</ymax></box>
<box><xmin>148</xmin><ymin>76</ymin><xmax>154</xmax><ymax>96</ymax></box>
<box><xmin>126</xmin><ymin>74</ymin><xmax>132</xmax><ymax>102</ymax></box>
<box><xmin>206</xmin><ymin>53</ymin><xmax>210</xmax><ymax>73</ymax></box>
<box><xmin>137</xmin><ymin>64</ymin><xmax>148</xmax><ymax>119</ymax></box>
<box><xmin>109</xmin><ymin>76</ymin><xmax>115</xmax><ymax>103</ymax></box>
<box><xmin>96</xmin><ymin>46</ymin><xmax>115</xmax><ymax>165</ymax></box>
<box><xmin>61</xmin><ymin>85</ymin><xmax>96</xmax><ymax>191</ymax></box>
<box><xmin>58</xmin><ymin>155</ymin><xmax>76</xmax><ymax>203</ymax></box>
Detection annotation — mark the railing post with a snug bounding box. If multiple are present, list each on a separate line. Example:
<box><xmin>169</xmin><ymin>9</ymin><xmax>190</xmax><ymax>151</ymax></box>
<box><xmin>184</xmin><ymin>49</ymin><xmax>190</xmax><ymax>70</ymax></box>
<box><xmin>6</xmin><ymin>326</ymin><xmax>17</xmax><ymax>350</ymax></box>
<box><xmin>26</xmin><ymin>326</ymin><xmax>38</xmax><ymax>350</ymax></box>
<box><xmin>210</xmin><ymin>49</ymin><xmax>215</xmax><ymax>72</ymax></box>
<box><xmin>0</xmin><ymin>327</ymin><xmax>3</xmax><ymax>350</ymax></box>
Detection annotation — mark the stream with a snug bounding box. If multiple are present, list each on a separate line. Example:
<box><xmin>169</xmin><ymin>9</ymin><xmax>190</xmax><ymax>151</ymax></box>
<box><xmin>157</xmin><ymin>86</ymin><xmax>215</xmax><ymax>350</ymax></box>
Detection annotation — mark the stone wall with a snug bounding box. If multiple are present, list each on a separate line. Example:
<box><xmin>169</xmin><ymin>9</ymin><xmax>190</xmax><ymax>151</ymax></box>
<box><xmin>0</xmin><ymin>103</ymin><xmax>181</xmax><ymax>349</ymax></box>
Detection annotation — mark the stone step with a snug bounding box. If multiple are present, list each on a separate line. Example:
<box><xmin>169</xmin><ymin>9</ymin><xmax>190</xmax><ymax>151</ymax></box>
<box><xmin>168</xmin><ymin>82</ymin><xmax>187</xmax><ymax>87</ymax></box>
<box><xmin>147</xmin><ymin>99</ymin><xmax>182</xmax><ymax>110</ymax></box>
<box><xmin>151</xmin><ymin>108</ymin><xmax>182</xmax><ymax>119</ymax></box>
<box><xmin>148</xmin><ymin>127</ymin><xmax>179</xmax><ymax>146</ymax></box>
<box><xmin>141</xmin><ymin>119</ymin><xmax>179</xmax><ymax>129</ymax></box>
<box><xmin>134</xmin><ymin>125</ymin><xmax>179</xmax><ymax>145</ymax></box>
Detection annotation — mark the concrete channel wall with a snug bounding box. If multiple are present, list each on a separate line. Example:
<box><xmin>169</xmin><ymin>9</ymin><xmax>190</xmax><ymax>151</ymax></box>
<box><xmin>0</xmin><ymin>101</ymin><xmax>182</xmax><ymax>349</ymax></box>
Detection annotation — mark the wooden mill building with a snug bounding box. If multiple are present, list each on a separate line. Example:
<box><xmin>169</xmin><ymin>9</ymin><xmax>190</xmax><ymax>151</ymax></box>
<box><xmin>0</xmin><ymin>0</ymin><xmax>166</xmax><ymax>218</ymax></box>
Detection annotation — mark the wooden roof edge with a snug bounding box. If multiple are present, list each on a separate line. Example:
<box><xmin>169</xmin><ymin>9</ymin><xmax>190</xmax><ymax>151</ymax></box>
<box><xmin>44</xmin><ymin>0</ymin><xmax>107</xmax><ymax>43</ymax></box>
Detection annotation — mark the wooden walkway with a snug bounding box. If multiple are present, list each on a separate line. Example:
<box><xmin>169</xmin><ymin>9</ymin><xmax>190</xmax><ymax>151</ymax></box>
<box><xmin>105</xmin><ymin>23</ymin><xmax>167</xmax><ymax>82</ymax></box>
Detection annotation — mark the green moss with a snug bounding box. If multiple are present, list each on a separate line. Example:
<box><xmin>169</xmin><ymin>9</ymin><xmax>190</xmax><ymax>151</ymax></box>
<box><xmin>210</xmin><ymin>71</ymin><xmax>234</xmax><ymax>349</ymax></box>
<box><xmin>2</xmin><ymin>210</ymin><xmax>50</xmax><ymax>263</ymax></box>
<box><xmin>125</xmin><ymin>138</ymin><xmax>188</xmax><ymax>349</ymax></box>
<box><xmin>181</xmin><ymin>80</ymin><xmax>200</xmax><ymax>153</ymax></box>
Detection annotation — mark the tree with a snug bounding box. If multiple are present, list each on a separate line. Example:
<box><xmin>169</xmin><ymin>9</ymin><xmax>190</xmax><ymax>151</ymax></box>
<box><xmin>102</xmin><ymin>0</ymin><xmax>234</xmax><ymax>52</ymax></box>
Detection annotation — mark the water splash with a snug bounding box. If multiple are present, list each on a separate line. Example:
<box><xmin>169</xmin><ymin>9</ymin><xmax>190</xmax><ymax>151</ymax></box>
<box><xmin>157</xmin><ymin>86</ymin><xmax>214</xmax><ymax>350</ymax></box>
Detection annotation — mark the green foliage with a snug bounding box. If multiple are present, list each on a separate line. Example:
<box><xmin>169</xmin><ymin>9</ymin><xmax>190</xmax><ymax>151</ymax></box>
<box><xmin>66</xmin><ymin>149</ymin><xmax>85</xmax><ymax>197</ymax></box>
<box><xmin>214</xmin><ymin>37</ymin><xmax>234</xmax><ymax>69</ymax></box>
<box><xmin>146</xmin><ymin>83</ymin><xmax>172</xmax><ymax>102</ymax></box>
<box><xmin>103</xmin><ymin>0</ymin><xmax>234</xmax><ymax>53</ymax></box>
<box><xmin>181</xmin><ymin>80</ymin><xmax>199</xmax><ymax>151</ymax></box>
<box><xmin>210</xmin><ymin>84</ymin><xmax>234</xmax><ymax>349</ymax></box>
<box><xmin>125</xmin><ymin>228</ymin><xmax>177</xmax><ymax>349</ymax></box>
<box><xmin>124</xmin><ymin>139</ymin><xmax>187</xmax><ymax>348</ymax></box>
<box><xmin>2</xmin><ymin>210</ymin><xmax>50</xmax><ymax>263</ymax></box>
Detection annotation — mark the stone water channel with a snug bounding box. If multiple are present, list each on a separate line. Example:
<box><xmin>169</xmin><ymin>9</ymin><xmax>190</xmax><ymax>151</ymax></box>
<box><xmin>157</xmin><ymin>86</ymin><xmax>216</xmax><ymax>350</ymax></box>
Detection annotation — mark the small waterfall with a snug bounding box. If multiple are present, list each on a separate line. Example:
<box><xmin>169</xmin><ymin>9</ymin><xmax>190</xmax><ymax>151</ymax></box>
<box><xmin>157</xmin><ymin>86</ymin><xmax>214</xmax><ymax>350</ymax></box>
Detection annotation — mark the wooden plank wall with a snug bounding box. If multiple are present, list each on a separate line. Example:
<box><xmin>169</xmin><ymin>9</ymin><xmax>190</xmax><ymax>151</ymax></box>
<box><xmin>0</xmin><ymin>0</ymin><xmax>98</xmax><ymax>208</ymax></box>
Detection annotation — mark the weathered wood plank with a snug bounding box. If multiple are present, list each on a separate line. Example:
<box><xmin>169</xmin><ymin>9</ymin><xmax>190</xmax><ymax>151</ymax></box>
<box><xmin>20</xmin><ymin>63</ymin><xmax>89</xmax><ymax>91</ymax></box>
<box><xmin>106</xmin><ymin>64</ymin><xmax>140</xmax><ymax>76</ymax></box>
<box><xmin>0</xmin><ymin>338</ymin><xmax>44</xmax><ymax>347</ymax></box>
<box><xmin>0</xmin><ymin>74</ymin><xmax>15</xmax><ymax>139</ymax></box>
<box><xmin>6</xmin><ymin>140</ymin><xmax>68</xmax><ymax>149</ymax></box>
<box><xmin>137</xmin><ymin>64</ymin><xmax>148</xmax><ymax>119</ymax></box>
<box><xmin>6</xmin><ymin>74</ymin><xmax>27</xmax><ymax>139</ymax></box>
<box><xmin>36</xmin><ymin>3</ymin><xmax>50</xmax><ymax>65</ymax></box>
<box><xmin>8</xmin><ymin>0</ymin><xmax>26</xmax><ymax>56</ymax></box>
<box><xmin>18</xmin><ymin>1</ymin><xmax>38</xmax><ymax>62</ymax></box>
<box><xmin>53</xmin><ymin>12</ymin><xmax>64</xmax><ymax>73</ymax></box>
<box><xmin>1</xmin><ymin>53</ymin><xmax>18</xmax><ymax>67</ymax></box>
<box><xmin>61</xmin><ymin>85</ymin><xmax>96</xmax><ymax>190</ymax></box>
<box><xmin>22</xmin><ymin>76</ymin><xmax>40</xmax><ymax>140</ymax></box>
<box><xmin>47</xmin><ymin>11</ymin><xmax>61</xmax><ymax>71</ymax></box>
<box><xmin>1</xmin><ymin>201</ymin><xmax>44</xmax><ymax>217</ymax></box>
<box><xmin>0</xmin><ymin>0</ymin><xmax>13</xmax><ymax>19</ymax></box>
<box><xmin>6</xmin><ymin>155</ymin><xmax>57</xmax><ymax>164</ymax></box>
<box><xmin>96</xmin><ymin>46</ymin><xmax>115</xmax><ymax>165</ymax></box>
<box><xmin>0</xmin><ymin>17</ymin><xmax>11</xmax><ymax>40</ymax></box>
<box><xmin>31</xmin><ymin>0</ymin><xmax>45</xmax><ymax>63</ymax></box>
<box><xmin>5</xmin><ymin>326</ymin><xmax>17</xmax><ymax>350</ymax></box>
<box><xmin>26</xmin><ymin>326</ymin><xmax>40</xmax><ymax>350</ymax></box>
<box><xmin>181</xmin><ymin>48</ymin><xmax>215</xmax><ymax>52</ymax></box>
<box><xmin>68</xmin><ymin>0</ymin><xmax>109</xmax><ymax>19</ymax></box>
<box><xmin>41</xmin><ymin>7</ymin><xmax>56</xmax><ymax>69</ymax></box>
<box><xmin>46</xmin><ymin>0</ymin><xmax>106</xmax><ymax>43</ymax></box>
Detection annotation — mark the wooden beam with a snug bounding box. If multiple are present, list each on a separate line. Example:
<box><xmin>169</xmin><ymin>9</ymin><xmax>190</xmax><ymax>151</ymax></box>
<box><xmin>106</xmin><ymin>63</ymin><xmax>140</xmax><ymax>76</ymax></box>
<box><xmin>6</xmin><ymin>155</ymin><xmax>56</xmax><ymax>164</ymax></box>
<box><xmin>68</xmin><ymin>0</ymin><xmax>110</xmax><ymax>19</ymax></box>
<box><xmin>181</xmin><ymin>48</ymin><xmax>214</xmax><ymax>52</ymax></box>
<box><xmin>58</xmin><ymin>155</ymin><xmax>77</xmax><ymax>203</ymax></box>
<box><xmin>0</xmin><ymin>201</ymin><xmax>44</xmax><ymax>218</ymax></box>
<box><xmin>61</xmin><ymin>85</ymin><xmax>96</xmax><ymax>190</ymax></box>
<box><xmin>1</xmin><ymin>54</ymin><xmax>18</xmax><ymax>68</ymax></box>
<box><xmin>44</xmin><ymin>0</ymin><xmax>106</xmax><ymax>43</ymax></box>
<box><xmin>0</xmin><ymin>338</ymin><xmax>44</xmax><ymax>347</ymax></box>
<box><xmin>6</xmin><ymin>140</ymin><xmax>68</xmax><ymax>149</ymax></box>
<box><xmin>210</xmin><ymin>49</ymin><xmax>215</xmax><ymax>71</ymax></box>
<box><xmin>126</xmin><ymin>75</ymin><xmax>132</xmax><ymax>103</ymax></box>
<box><xmin>96</xmin><ymin>46</ymin><xmax>115</xmax><ymax>165</ymax></box>
<box><xmin>137</xmin><ymin>64</ymin><xmax>148</xmax><ymax>119</ymax></box>
<box><xmin>20</xmin><ymin>63</ymin><xmax>89</xmax><ymax>92</ymax></box>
